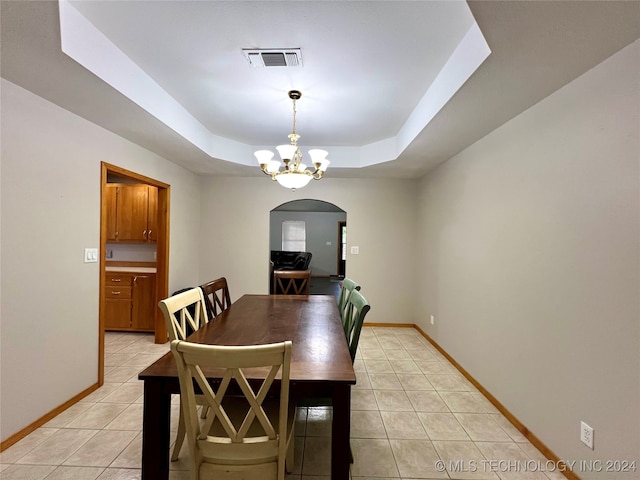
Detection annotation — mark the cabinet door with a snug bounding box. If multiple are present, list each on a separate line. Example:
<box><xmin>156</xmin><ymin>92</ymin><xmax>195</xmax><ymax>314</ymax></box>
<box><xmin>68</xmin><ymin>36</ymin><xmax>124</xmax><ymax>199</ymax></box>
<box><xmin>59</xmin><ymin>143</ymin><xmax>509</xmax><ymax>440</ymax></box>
<box><xmin>132</xmin><ymin>274</ymin><xmax>156</xmax><ymax>331</ymax></box>
<box><xmin>105</xmin><ymin>184</ymin><xmax>118</xmax><ymax>241</ymax></box>
<box><xmin>105</xmin><ymin>299</ymin><xmax>132</xmax><ymax>330</ymax></box>
<box><xmin>146</xmin><ymin>186</ymin><xmax>158</xmax><ymax>242</ymax></box>
<box><xmin>117</xmin><ymin>185</ymin><xmax>150</xmax><ymax>242</ymax></box>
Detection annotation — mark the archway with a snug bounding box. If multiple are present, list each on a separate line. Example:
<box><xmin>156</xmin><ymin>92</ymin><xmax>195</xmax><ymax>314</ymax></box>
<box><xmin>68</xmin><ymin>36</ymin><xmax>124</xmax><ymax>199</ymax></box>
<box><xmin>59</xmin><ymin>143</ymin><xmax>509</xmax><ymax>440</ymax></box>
<box><xmin>269</xmin><ymin>199</ymin><xmax>346</xmax><ymax>296</ymax></box>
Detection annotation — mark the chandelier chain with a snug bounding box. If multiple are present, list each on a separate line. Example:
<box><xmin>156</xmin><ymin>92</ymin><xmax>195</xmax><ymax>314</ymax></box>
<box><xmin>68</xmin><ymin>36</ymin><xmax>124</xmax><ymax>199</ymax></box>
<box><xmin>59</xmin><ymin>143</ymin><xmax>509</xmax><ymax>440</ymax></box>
<box><xmin>291</xmin><ymin>98</ymin><xmax>297</xmax><ymax>136</ymax></box>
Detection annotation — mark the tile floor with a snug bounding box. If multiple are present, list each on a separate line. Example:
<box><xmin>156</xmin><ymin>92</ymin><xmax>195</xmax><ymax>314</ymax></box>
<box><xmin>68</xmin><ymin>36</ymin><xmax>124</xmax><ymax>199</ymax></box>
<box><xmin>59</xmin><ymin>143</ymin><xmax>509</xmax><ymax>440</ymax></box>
<box><xmin>0</xmin><ymin>327</ymin><xmax>565</xmax><ymax>480</ymax></box>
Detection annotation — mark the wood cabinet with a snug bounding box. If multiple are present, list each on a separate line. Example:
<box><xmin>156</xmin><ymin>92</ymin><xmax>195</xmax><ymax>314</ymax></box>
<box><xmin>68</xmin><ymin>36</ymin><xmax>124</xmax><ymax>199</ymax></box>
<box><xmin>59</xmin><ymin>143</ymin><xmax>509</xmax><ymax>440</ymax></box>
<box><xmin>105</xmin><ymin>271</ymin><xmax>156</xmax><ymax>332</ymax></box>
<box><xmin>105</xmin><ymin>185</ymin><xmax>118</xmax><ymax>241</ymax></box>
<box><xmin>132</xmin><ymin>274</ymin><xmax>156</xmax><ymax>331</ymax></box>
<box><xmin>105</xmin><ymin>184</ymin><xmax>158</xmax><ymax>242</ymax></box>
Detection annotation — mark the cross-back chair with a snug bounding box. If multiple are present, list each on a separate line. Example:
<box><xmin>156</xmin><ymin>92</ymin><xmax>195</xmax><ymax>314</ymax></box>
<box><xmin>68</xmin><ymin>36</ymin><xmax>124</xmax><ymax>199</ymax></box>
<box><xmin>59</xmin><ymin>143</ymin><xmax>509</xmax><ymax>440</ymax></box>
<box><xmin>171</xmin><ymin>339</ymin><xmax>295</xmax><ymax>480</ymax></box>
<box><xmin>160</xmin><ymin>287</ymin><xmax>209</xmax><ymax>343</ymax></box>
<box><xmin>272</xmin><ymin>269</ymin><xmax>311</xmax><ymax>295</ymax></box>
<box><xmin>158</xmin><ymin>288</ymin><xmax>210</xmax><ymax>461</ymax></box>
<box><xmin>200</xmin><ymin>277</ymin><xmax>232</xmax><ymax>319</ymax></box>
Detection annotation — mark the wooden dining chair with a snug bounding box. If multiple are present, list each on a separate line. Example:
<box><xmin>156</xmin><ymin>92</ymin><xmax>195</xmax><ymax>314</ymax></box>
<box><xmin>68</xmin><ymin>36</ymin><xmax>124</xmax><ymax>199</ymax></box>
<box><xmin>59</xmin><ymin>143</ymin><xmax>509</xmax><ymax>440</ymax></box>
<box><xmin>336</xmin><ymin>278</ymin><xmax>360</xmax><ymax>325</ymax></box>
<box><xmin>200</xmin><ymin>277</ymin><xmax>231</xmax><ymax>319</ymax></box>
<box><xmin>159</xmin><ymin>287</ymin><xmax>209</xmax><ymax>343</ymax></box>
<box><xmin>342</xmin><ymin>289</ymin><xmax>371</xmax><ymax>362</ymax></box>
<box><xmin>297</xmin><ymin>288</ymin><xmax>370</xmax><ymax>463</ymax></box>
<box><xmin>272</xmin><ymin>269</ymin><xmax>311</xmax><ymax>295</ymax></box>
<box><xmin>158</xmin><ymin>288</ymin><xmax>210</xmax><ymax>462</ymax></box>
<box><xmin>171</xmin><ymin>339</ymin><xmax>296</xmax><ymax>480</ymax></box>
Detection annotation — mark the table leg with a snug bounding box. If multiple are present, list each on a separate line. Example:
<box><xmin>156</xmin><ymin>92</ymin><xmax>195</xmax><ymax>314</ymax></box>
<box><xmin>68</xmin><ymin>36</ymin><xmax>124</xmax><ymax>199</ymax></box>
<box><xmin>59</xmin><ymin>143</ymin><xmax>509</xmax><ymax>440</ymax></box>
<box><xmin>331</xmin><ymin>384</ymin><xmax>351</xmax><ymax>480</ymax></box>
<box><xmin>141</xmin><ymin>380</ymin><xmax>171</xmax><ymax>480</ymax></box>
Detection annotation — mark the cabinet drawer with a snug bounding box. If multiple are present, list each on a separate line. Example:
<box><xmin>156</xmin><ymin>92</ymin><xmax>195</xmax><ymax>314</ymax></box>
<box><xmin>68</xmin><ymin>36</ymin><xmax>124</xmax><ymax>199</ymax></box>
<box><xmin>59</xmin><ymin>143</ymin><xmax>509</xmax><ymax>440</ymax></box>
<box><xmin>106</xmin><ymin>274</ymin><xmax>133</xmax><ymax>286</ymax></box>
<box><xmin>106</xmin><ymin>286</ymin><xmax>132</xmax><ymax>298</ymax></box>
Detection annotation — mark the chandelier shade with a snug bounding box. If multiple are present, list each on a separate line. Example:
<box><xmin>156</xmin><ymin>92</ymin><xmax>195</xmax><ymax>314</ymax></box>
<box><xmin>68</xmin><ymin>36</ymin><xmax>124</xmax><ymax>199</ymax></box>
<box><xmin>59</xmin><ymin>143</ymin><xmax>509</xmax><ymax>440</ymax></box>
<box><xmin>255</xmin><ymin>90</ymin><xmax>329</xmax><ymax>191</ymax></box>
<box><xmin>275</xmin><ymin>172</ymin><xmax>313</xmax><ymax>189</ymax></box>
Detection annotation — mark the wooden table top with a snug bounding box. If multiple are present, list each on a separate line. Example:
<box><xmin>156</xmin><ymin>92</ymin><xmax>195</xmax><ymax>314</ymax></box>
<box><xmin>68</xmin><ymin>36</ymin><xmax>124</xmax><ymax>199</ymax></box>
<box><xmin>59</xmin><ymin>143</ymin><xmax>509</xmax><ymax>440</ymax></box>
<box><xmin>139</xmin><ymin>294</ymin><xmax>356</xmax><ymax>384</ymax></box>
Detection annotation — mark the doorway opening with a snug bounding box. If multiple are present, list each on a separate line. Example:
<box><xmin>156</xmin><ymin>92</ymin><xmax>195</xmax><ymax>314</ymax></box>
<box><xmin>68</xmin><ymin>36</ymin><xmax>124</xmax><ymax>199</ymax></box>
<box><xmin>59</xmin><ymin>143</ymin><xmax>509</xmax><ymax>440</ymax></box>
<box><xmin>338</xmin><ymin>221</ymin><xmax>346</xmax><ymax>278</ymax></box>
<box><xmin>269</xmin><ymin>199</ymin><xmax>346</xmax><ymax>297</ymax></box>
<box><xmin>99</xmin><ymin>162</ymin><xmax>170</xmax><ymax>385</ymax></box>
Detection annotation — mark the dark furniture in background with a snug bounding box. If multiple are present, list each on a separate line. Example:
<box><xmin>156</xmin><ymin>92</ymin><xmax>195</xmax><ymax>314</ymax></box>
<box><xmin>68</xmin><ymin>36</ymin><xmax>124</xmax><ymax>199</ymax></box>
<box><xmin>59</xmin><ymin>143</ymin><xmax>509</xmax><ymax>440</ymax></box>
<box><xmin>270</xmin><ymin>250</ymin><xmax>312</xmax><ymax>270</ymax></box>
<box><xmin>270</xmin><ymin>251</ymin><xmax>312</xmax><ymax>293</ymax></box>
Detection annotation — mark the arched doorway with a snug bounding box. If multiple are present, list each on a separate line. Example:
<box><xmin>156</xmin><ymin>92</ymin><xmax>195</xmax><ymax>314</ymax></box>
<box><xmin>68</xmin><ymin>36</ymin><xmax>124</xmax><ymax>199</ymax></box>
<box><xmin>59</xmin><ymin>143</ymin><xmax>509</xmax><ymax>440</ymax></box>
<box><xmin>269</xmin><ymin>199</ymin><xmax>346</xmax><ymax>296</ymax></box>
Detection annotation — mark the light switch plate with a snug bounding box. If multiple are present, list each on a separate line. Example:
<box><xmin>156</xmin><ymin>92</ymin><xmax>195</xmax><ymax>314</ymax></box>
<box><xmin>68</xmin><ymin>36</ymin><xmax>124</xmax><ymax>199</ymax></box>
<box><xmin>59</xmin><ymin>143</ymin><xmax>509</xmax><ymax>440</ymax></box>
<box><xmin>350</xmin><ymin>246</ymin><xmax>360</xmax><ymax>255</ymax></box>
<box><xmin>84</xmin><ymin>248</ymin><xmax>98</xmax><ymax>263</ymax></box>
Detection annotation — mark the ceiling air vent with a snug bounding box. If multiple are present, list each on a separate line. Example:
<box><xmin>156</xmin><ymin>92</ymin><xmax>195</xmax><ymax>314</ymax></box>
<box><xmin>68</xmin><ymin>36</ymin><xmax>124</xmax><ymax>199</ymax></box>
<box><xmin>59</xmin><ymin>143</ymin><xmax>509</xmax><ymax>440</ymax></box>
<box><xmin>242</xmin><ymin>49</ymin><xmax>303</xmax><ymax>68</ymax></box>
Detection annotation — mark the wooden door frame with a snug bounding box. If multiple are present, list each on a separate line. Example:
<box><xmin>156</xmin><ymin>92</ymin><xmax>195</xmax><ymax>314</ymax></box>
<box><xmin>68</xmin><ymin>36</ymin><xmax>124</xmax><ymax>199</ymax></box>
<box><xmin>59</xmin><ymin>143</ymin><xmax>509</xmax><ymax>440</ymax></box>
<box><xmin>99</xmin><ymin>162</ymin><xmax>170</xmax><ymax>384</ymax></box>
<box><xmin>337</xmin><ymin>220</ymin><xmax>346</xmax><ymax>277</ymax></box>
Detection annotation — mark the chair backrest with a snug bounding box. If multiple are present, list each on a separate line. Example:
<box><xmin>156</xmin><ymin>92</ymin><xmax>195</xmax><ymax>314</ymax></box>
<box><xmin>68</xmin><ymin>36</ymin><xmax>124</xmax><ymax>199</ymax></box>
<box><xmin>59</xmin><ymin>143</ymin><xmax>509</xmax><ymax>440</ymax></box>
<box><xmin>158</xmin><ymin>288</ymin><xmax>209</xmax><ymax>341</ymax></box>
<box><xmin>272</xmin><ymin>269</ymin><xmax>311</xmax><ymax>295</ymax></box>
<box><xmin>336</xmin><ymin>278</ymin><xmax>361</xmax><ymax>318</ymax></box>
<box><xmin>342</xmin><ymin>289</ymin><xmax>371</xmax><ymax>362</ymax></box>
<box><xmin>200</xmin><ymin>277</ymin><xmax>231</xmax><ymax>319</ymax></box>
<box><xmin>171</xmin><ymin>339</ymin><xmax>292</xmax><ymax>479</ymax></box>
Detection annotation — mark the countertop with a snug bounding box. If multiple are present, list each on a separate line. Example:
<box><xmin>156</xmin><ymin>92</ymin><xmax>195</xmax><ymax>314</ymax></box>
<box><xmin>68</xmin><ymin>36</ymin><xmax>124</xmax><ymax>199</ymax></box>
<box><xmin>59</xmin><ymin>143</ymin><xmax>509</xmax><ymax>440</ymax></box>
<box><xmin>105</xmin><ymin>266</ymin><xmax>157</xmax><ymax>273</ymax></box>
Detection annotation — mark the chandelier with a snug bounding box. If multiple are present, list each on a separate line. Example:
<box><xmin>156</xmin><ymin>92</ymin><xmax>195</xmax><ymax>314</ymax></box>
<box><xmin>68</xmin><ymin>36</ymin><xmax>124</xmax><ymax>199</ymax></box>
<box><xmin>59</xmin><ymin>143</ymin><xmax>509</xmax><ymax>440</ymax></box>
<box><xmin>254</xmin><ymin>90</ymin><xmax>329</xmax><ymax>191</ymax></box>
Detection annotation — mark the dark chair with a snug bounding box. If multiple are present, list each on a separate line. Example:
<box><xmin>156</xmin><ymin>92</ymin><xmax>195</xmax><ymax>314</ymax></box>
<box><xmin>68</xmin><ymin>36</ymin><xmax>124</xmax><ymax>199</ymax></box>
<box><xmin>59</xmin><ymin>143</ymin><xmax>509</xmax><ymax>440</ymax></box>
<box><xmin>336</xmin><ymin>278</ymin><xmax>361</xmax><ymax>329</ymax></box>
<box><xmin>200</xmin><ymin>277</ymin><xmax>231</xmax><ymax>319</ymax></box>
<box><xmin>297</xmin><ymin>288</ymin><xmax>370</xmax><ymax>463</ymax></box>
<box><xmin>272</xmin><ymin>269</ymin><xmax>311</xmax><ymax>295</ymax></box>
<box><xmin>342</xmin><ymin>289</ymin><xmax>371</xmax><ymax>362</ymax></box>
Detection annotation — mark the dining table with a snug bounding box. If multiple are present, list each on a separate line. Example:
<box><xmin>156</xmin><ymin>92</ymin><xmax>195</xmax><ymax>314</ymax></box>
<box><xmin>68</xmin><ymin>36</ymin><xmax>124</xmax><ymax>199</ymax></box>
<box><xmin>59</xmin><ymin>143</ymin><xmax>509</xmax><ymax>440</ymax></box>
<box><xmin>138</xmin><ymin>293</ymin><xmax>356</xmax><ymax>480</ymax></box>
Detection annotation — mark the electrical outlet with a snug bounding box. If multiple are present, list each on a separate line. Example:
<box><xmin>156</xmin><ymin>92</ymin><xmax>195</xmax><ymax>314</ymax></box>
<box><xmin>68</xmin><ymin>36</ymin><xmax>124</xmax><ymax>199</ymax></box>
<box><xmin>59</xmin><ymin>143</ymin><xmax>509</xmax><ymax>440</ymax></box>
<box><xmin>430</xmin><ymin>315</ymin><xmax>435</xmax><ymax>325</ymax></box>
<box><xmin>580</xmin><ymin>421</ymin><xmax>594</xmax><ymax>449</ymax></box>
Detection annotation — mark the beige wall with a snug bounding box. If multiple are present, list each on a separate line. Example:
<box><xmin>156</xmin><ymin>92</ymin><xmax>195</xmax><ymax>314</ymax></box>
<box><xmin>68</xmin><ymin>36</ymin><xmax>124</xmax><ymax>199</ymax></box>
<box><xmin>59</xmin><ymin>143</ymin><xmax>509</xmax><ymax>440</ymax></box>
<box><xmin>197</xmin><ymin>176</ymin><xmax>419</xmax><ymax>325</ymax></box>
<box><xmin>2</xmin><ymin>38</ymin><xmax>638</xmax><ymax>473</ymax></box>
<box><xmin>416</xmin><ymin>41</ymin><xmax>639</xmax><ymax>476</ymax></box>
<box><xmin>0</xmin><ymin>78</ymin><xmax>418</xmax><ymax>441</ymax></box>
<box><xmin>0</xmin><ymin>79</ymin><xmax>202</xmax><ymax>441</ymax></box>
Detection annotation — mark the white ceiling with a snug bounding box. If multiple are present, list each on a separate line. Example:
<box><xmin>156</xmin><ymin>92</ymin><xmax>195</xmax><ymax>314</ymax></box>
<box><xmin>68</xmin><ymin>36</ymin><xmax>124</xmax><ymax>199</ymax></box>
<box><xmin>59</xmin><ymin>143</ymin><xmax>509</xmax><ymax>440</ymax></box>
<box><xmin>2</xmin><ymin>1</ymin><xmax>639</xmax><ymax>179</ymax></box>
<box><xmin>58</xmin><ymin>0</ymin><xmax>489</xmax><ymax>171</ymax></box>
<box><xmin>67</xmin><ymin>0</ymin><xmax>475</xmax><ymax>146</ymax></box>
